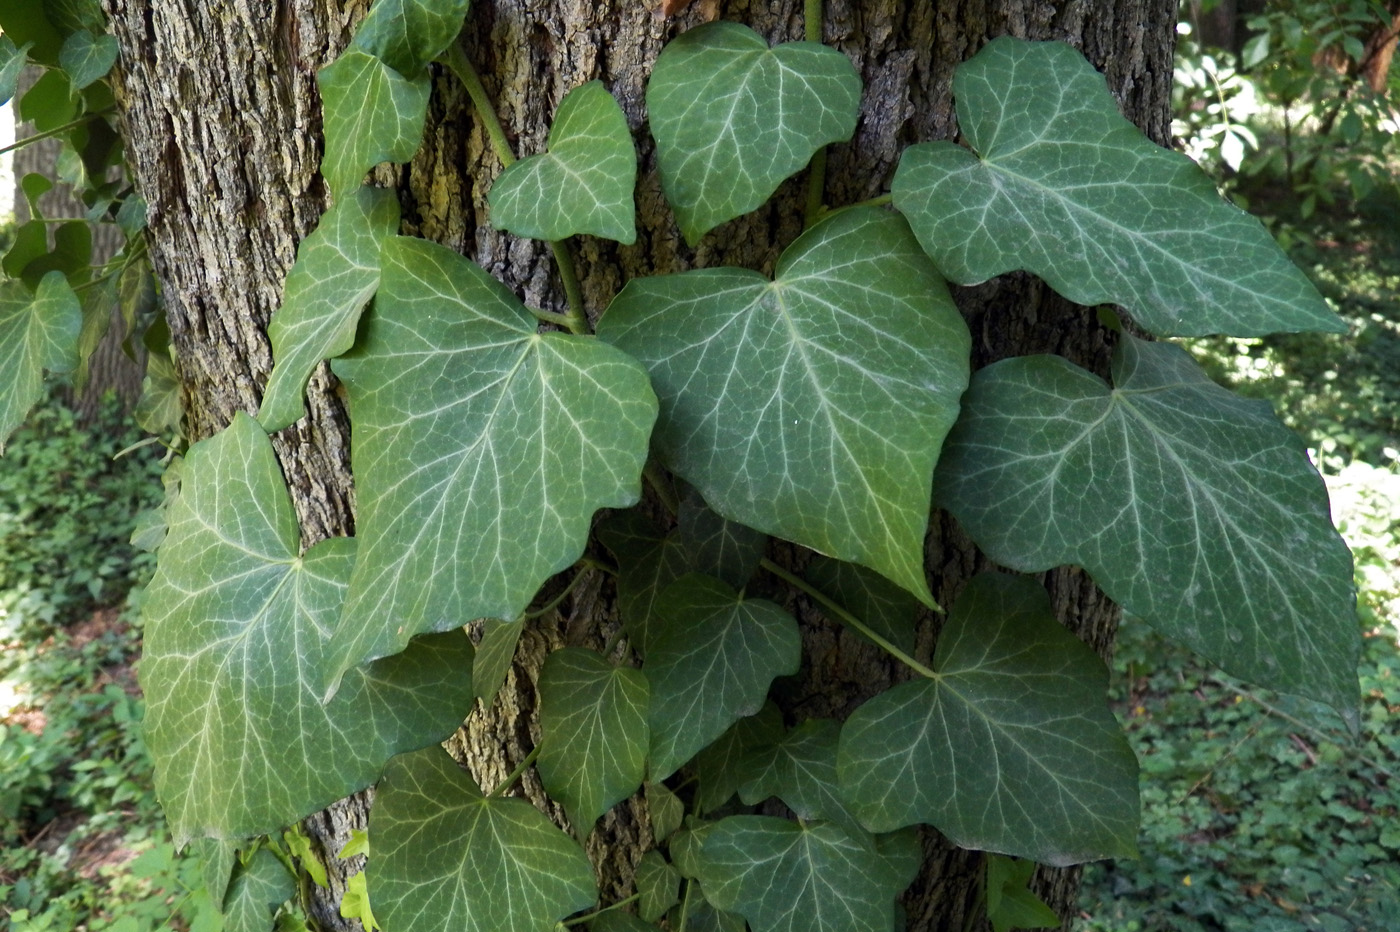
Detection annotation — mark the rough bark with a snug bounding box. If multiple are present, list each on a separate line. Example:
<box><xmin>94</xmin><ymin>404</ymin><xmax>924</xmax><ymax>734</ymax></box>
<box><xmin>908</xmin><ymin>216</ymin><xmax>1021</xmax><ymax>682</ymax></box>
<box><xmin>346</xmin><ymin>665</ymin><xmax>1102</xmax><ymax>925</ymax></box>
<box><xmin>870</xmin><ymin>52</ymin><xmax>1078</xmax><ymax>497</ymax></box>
<box><xmin>102</xmin><ymin>0</ymin><xmax>1175</xmax><ymax>930</ymax></box>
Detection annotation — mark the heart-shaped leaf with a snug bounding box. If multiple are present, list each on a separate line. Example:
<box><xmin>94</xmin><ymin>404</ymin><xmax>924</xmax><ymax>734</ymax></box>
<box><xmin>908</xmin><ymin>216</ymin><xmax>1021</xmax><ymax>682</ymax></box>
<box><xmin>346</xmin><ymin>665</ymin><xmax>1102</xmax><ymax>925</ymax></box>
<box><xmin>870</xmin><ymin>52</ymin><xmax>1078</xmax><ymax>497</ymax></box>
<box><xmin>0</xmin><ymin>274</ymin><xmax>81</xmax><ymax>448</ymax></box>
<box><xmin>935</xmin><ymin>336</ymin><xmax>1359</xmax><ymax>712</ymax></box>
<box><xmin>691</xmin><ymin>816</ymin><xmax>919</xmax><ymax>932</ymax></box>
<box><xmin>677</xmin><ymin>491</ymin><xmax>766</xmax><ymax>590</ymax></box>
<box><xmin>691</xmin><ymin>701</ymin><xmax>784</xmax><ymax>815</ymax></box>
<box><xmin>0</xmin><ymin>36</ymin><xmax>33</xmax><ymax>104</ymax></box>
<box><xmin>838</xmin><ymin>573</ymin><xmax>1139</xmax><ymax>865</ymax></box>
<box><xmin>140</xmin><ymin>413</ymin><xmax>477</xmax><ymax>844</ymax></box>
<box><xmin>736</xmin><ymin>718</ymin><xmax>862</xmax><ymax>835</ymax></box>
<box><xmin>538</xmin><ymin>647</ymin><xmax>650</xmax><ymax>832</ymax></box>
<box><xmin>646</xmin><ymin>781</ymin><xmax>684</xmax><ymax>843</ymax></box>
<box><xmin>372</xmin><ymin>746</ymin><xmax>598</xmax><ymax>932</ymax></box>
<box><xmin>647</xmin><ymin>21</ymin><xmax>860</xmax><ymax>243</ymax></box>
<box><xmin>597</xmin><ymin>511</ymin><xmax>690</xmax><ymax>657</ymax></box>
<box><xmin>636</xmin><ymin>850</ymin><xmax>681</xmax><ymax>922</ymax></box>
<box><xmin>645</xmin><ymin>575</ymin><xmax>800</xmax><ymax>781</ymax></box>
<box><xmin>58</xmin><ymin>29</ymin><xmax>117</xmax><ymax>90</ymax></box>
<box><xmin>330</xmin><ymin>237</ymin><xmax>656</xmax><ymax>684</ymax></box>
<box><xmin>259</xmin><ymin>185</ymin><xmax>400</xmax><ymax>431</ymax></box>
<box><xmin>351</xmin><ymin>0</ymin><xmax>471</xmax><ymax>76</ymax></box>
<box><xmin>892</xmin><ymin>37</ymin><xmax>1340</xmax><ymax>338</ymax></box>
<box><xmin>317</xmin><ymin>49</ymin><xmax>429</xmax><ymax>200</ymax></box>
<box><xmin>599</xmin><ymin>207</ymin><xmax>969</xmax><ymax>605</ymax></box>
<box><xmin>490</xmin><ymin>80</ymin><xmax>638</xmax><ymax>243</ymax></box>
<box><xmin>222</xmin><ymin>848</ymin><xmax>295</xmax><ymax>932</ymax></box>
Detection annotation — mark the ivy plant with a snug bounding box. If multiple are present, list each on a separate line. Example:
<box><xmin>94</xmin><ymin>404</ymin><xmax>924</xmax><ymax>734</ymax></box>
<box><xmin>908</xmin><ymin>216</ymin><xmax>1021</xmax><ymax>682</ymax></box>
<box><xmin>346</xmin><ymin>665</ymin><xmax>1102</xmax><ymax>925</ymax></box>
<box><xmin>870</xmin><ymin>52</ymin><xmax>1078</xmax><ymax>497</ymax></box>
<box><xmin>0</xmin><ymin>1</ymin><xmax>1361</xmax><ymax>931</ymax></box>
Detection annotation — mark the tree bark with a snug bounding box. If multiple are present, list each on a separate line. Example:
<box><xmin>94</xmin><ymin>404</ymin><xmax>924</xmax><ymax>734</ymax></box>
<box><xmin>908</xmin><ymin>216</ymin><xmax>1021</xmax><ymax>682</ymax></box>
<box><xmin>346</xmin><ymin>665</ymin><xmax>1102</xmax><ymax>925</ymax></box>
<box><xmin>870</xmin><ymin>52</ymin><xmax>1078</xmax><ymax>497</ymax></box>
<box><xmin>102</xmin><ymin>0</ymin><xmax>1175</xmax><ymax>930</ymax></box>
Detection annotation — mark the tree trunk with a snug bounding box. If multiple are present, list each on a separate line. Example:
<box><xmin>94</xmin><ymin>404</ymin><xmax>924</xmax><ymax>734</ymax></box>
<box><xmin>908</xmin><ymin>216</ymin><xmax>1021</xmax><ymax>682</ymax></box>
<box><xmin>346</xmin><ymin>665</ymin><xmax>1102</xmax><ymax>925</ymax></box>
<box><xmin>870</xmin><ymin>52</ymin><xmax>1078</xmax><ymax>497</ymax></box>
<box><xmin>102</xmin><ymin>0</ymin><xmax>1175</xmax><ymax>930</ymax></box>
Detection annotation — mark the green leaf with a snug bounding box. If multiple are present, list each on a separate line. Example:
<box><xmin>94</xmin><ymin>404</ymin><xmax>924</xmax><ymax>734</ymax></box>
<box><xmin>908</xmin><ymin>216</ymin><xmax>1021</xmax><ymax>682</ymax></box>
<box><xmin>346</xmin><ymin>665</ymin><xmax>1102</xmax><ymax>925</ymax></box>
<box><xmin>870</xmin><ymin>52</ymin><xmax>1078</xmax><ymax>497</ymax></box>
<box><xmin>18</xmin><ymin>221</ymin><xmax>92</xmax><ymax>288</ymax></box>
<box><xmin>0</xmin><ymin>274</ymin><xmax>81</xmax><ymax>448</ymax></box>
<box><xmin>599</xmin><ymin>207</ymin><xmax>968</xmax><ymax>605</ymax></box>
<box><xmin>135</xmin><ymin>352</ymin><xmax>182</xmax><ymax>438</ymax></box>
<box><xmin>677</xmin><ymin>491</ymin><xmax>766</xmax><ymax>591</ymax></box>
<box><xmin>598</xmin><ymin>511</ymin><xmax>689</xmax><ymax>657</ymax></box>
<box><xmin>283</xmin><ymin>825</ymin><xmax>329</xmax><ymax>888</ymax></box>
<box><xmin>736</xmin><ymin>719</ymin><xmax>862</xmax><ymax>835</ymax></box>
<box><xmin>472</xmin><ymin>617</ymin><xmax>524</xmax><ymax>703</ymax></box>
<box><xmin>18</xmin><ymin>69</ymin><xmax>75</xmax><ymax>131</ymax></box>
<box><xmin>341</xmin><ymin>870</ymin><xmax>380</xmax><ymax>931</ymax></box>
<box><xmin>190</xmin><ymin>837</ymin><xmax>239</xmax><ymax>908</ymax></box>
<box><xmin>837</xmin><ymin>573</ymin><xmax>1138</xmax><ymax>865</ymax></box>
<box><xmin>985</xmin><ymin>855</ymin><xmax>1058</xmax><ymax>932</ymax></box>
<box><xmin>692</xmin><ymin>817</ymin><xmax>917</xmax><ymax>932</ymax></box>
<box><xmin>891</xmin><ymin>37</ymin><xmax>1340</xmax><ymax>338</ymax></box>
<box><xmin>0</xmin><ymin>36</ymin><xmax>31</xmax><ymax>104</ymax></box>
<box><xmin>0</xmin><ymin>1</ymin><xmax>62</xmax><ymax>64</ymax></box>
<box><xmin>317</xmin><ymin>49</ymin><xmax>430</xmax><ymax>200</ymax></box>
<box><xmin>490</xmin><ymin>80</ymin><xmax>637</xmax><ymax>244</ymax></box>
<box><xmin>645</xmin><ymin>782</ymin><xmax>684</xmax><ymax>844</ymax></box>
<box><xmin>647</xmin><ymin>21</ymin><xmax>860</xmax><ymax>243</ymax></box>
<box><xmin>538</xmin><ymin>647</ymin><xmax>650</xmax><ymax>832</ymax></box>
<box><xmin>803</xmin><ymin>556</ymin><xmax>919</xmax><ymax>656</ymax></box>
<box><xmin>58</xmin><ymin>29</ymin><xmax>118</xmax><ymax>90</ymax></box>
<box><xmin>671</xmin><ymin>889</ymin><xmax>747</xmax><ymax>932</ymax></box>
<box><xmin>934</xmin><ymin>336</ymin><xmax>1359</xmax><ymax>711</ymax></box>
<box><xmin>258</xmin><ymin>185</ymin><xmax>401</xmax><ymax>431</ymax></box>
<box><xmin>691</xmin><ymin>702</ymin><xmax>783</xmax><ymax>815</ymax></box>
<box><xmin>351</xmin><ymin>0</ymin><xmax>470</xmax><ymax>76</ymax></box>
<box><xmin>223</xmin><ymin>848</ymin><xmax>295</xmax><ymax>932</ymax></box>
<box><xmin>636</xmin><ymin>850</ymin><xmax>681</xmax><ymax>922</ymax></box>
<box><xmin>140</xmin><ymin>413</ymin><xmax>477</xmax><ymax>844</ymax></box>
<box><xmin>645</xmin><ymin>575</ymin><xmax>800</xmax><ymax>780</ymax></box>
<box><xmin>372</xmin><ymin>746</ymin><xmax>598</xmax><ymax>932</ymax></box>
<box><xmin>593</xmin><ymin>913</ymin><xmax>661</xmax><ymax>932</ymax></box>
<box><xmin>330</xmin><ymin>236</ymin><xmax>656</xmax><ymax>683</ymax></box>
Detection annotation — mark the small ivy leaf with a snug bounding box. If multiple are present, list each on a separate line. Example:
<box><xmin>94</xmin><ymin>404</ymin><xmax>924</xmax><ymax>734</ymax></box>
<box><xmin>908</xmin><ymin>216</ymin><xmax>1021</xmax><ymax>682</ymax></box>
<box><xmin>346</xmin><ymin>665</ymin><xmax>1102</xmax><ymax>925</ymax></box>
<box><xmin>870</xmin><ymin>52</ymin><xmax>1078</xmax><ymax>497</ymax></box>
<box><xmin>117</xmin><ymin>194</ymin><xmax>149</xmax><ymax>238</ymax></box>
<box><xmin>691</xmin><ymin>701</ymin><xmax>783</xmax><ymax>815</ymax></box>
<box><xmin>141</xmin><ymin>413</ymin><xmax>477</xmax><ymax>844</ymax></box>
<box><xmin>677</xmin><ymin>491</ymin><xmax>767</xmax><ymax>591</ymax></box>
<box><xmin>0</xmin><ymin>274</ymin><xmax>81</xmax><ymax>448</ymax></box>
<box><xmin>837</xmin><ymin>573</ymin><xmax>1139</xmax><ymax>865</ymax></box>
<box><xmin>58</xmin><ymin>29</ymin><xmax>118</xmax><ymax>90</ymax></box>
<box><xmin>803</xmin><ymin>556</ymin><xmax>919</xmax><ymax>656</ymax></box>
<box><xmin>735</xmin><ymin>719</ymin><xmax>863</xmax><ymax>836</ymax></box>
<box><xmin>645</xmin><ymin>575</ymin><xmax>801</xmax><ymax>781</ymax></box>
<box><xmin>0</xmin><ymin>36</ymin><xmax>32</xmax><ymax>104</ymax></box>
<box><xmin>340</xmin><ymin>870</ymin><xmax>380</xmax><ymax>931</ymax></box>
<box><xmin>317</xmin><ymin>48</ymin><xmax>430</xmax><ymax>200</ymax></box>
<box><xmin>599</xmin><ymin>207</ymin><xmax>969</xmax><ymax>606</ymax></box>
<box><xmin>597</xmin><ymin>511</ymin><xmax>690</xmax><ymax>657</ymax></box>
<box><xmin>692</xmin><ymin>816</ymin><xmax>917</xmax><ymax>932</ymax></box>
<box><xmin>472</xmin><ymin>617</ymin><xmax>524</xmax><ymax>704</ymax></box>
<box><xmin>636</xmin><ymin>850</ymin><xmax>681</xmax><ymax>921</ymax></box>
<box><xmin>329</xmin><ymin>237</ymin><xmax>656</xmax><ymax>685</ymax></box>
<box><xmin>592</xmin><ymin>913</ymin><xmax>662</xmax><ymax>932</ymax></box>
<box><xmin>259</xmin><ymin>185</ymin><xmax>401</xmax><ymax>432</ymax></box>
<box><xmin>135</xmin><ymin>352</ymin><xmax>183</xmax><ymax>438</ymax></box>
<box><xmin>18</xmin><ymin>220</ymin><xmax>92</xmax><ymax>288</ymax></box>
<box><xmin>490</xmin><ymin>81</ymin><xmax>638</xmax><ymax>244</ymax></box>
<box><xmin>372</xmin><ymin>746</ymin><xmax>598</xmax><ymax>932</ymax></box>
<box><xmin>351</xmin><ymin>0</ymin><xmax>471</xmax><ymax>76</ymax></box>
<box><xmin>190</xmin><ymin>837</ymin><xmax>239</xmax><ymax>909</ymax></box>
<box><xmin>891</xmin><ymin>37</ymin><xmax>1341</xmax><ymax>338</ymax></box>
<box><xmin>669</xmin><ymin>891</ymin><xmax>747</xmax><ymax>932</ymax></box>
<box><xmin>283</xmin><ymin>825</ymin><xmax>330</xmax><ymax>889</ymax></box>
<box><xmin>19</xmin><ymin>69</ymin><xmax>75</xmax><ymax>131</ymax></box>
<box><xmin>538</xmin><ymin>647</ymin><xmax>650</xmax><ymax>833</ymax></box>
<box><xmin>223</xmin><ymin>848</ymin><xmax>296</xmax><ymax>932</ymax></box>
<box><xmin>934</xmin><ymin>336</ymin><xmax>1359</xmax><ymax>713</ymax></box>
<box><xmin>984</xmin><ymin>855</ymin><xmax>1059</xmax><ymax>932</ymax></box>
<box><xmin>645</xmin><ymin>781</ymin><xmax>684</xmax><ymax>844</ymax></box>
<box><xmin>647</xmin><ymin>21</ymin><xmax>860</xmax><ymax>243</ymax></box>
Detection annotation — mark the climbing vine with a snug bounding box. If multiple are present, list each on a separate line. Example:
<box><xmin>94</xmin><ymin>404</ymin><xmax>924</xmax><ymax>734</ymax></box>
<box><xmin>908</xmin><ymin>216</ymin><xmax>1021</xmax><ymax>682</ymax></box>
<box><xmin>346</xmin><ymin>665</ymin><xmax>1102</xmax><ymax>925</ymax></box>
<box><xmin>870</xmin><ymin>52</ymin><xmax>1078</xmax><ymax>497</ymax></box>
<box><xmin>0</xmin><ymin>1</ymin><xmax>1359</xmax><ymax>931</ymax></box>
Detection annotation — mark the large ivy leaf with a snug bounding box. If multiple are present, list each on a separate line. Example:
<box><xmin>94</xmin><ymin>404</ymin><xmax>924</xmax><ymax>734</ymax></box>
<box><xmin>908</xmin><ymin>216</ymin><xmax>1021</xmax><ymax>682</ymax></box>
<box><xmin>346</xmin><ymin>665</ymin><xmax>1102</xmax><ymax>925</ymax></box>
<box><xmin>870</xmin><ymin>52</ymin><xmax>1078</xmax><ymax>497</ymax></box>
<box><xmin>490</xmin><ymin>80</ymin><xmax>637</xmax><ymax>244</ymax></box>
<box><xmin>372</xmin><ymin>746</ymin><xmax>598</xmax><ymax>932</ymax></box>
<box><xmin>0</xmin><ymin>274</ymin><xmax>81</xmax><ymax>448</ymax></box>
<box><xmin>259</xmin><ymin>186</ymin><xmax>400</xmax><ymax>432</ymax></box>
<box><xmin>351</xmin><ymin>0</ymin><xmax>471</xmax><ymax>76</ymax></box>
<box><xmin>735</xmin><ymin>719</ymin><xmax>862</xmax><ymax>835</ymax></box>
<box><xmin>58</xmin><ymin>29</ymin><xmax>117</xmax><ymax>90</ymax></box>
<box><xmin>692</xmin><ymin>816</ymin><xmax>918</xmax><ymax>932</ymax></box>
<box><xmin>935</xmin><ymin>336</ymin><xmax>1358</xmax><ymax>711</ymax></box>
<box><xmin>891</xmin><ymin>37</ymin><xmax>1340</xmax><ymax>338</ymax></box>
<box><xmin>318</xmin><ymin>49</ymin><xmax>430</xmax><ymax>200</ymax></box>
<box><xmin>599</xmin><ymin>207</ymin><xmax>969</xmax><ymax>605</ymax></box>
<box><xmin>140</xmin><ymin>413</ymin><xmax>476</xmax><ymax>844</ymax></box>
<box><xmin>329</xmin><ymin>237</ymin><xmax>655</xmax><ymax>684</ymax></box>
<box><xmin>537</xmin><ymin>647</ymin><xmax>650</xmax><ymax>832</ymax></box>
<box><xmin>646</xmin><ymin>21</ymin><xmax>860</xmax><ymax>243</ymax></box>
<box><xmin>223</xmin><ymin>848</ymin><xmax>295</xmax><ymax>932</ymax></box>
<box><xmin>645</xmin><ymin>575</ymin><xmax>800</xmax><ymax>781</ymax></box>
<box><xmin>837</xmin><ymin>573</ymin><xmax>1138</xmax><ymax>865</ymax></box>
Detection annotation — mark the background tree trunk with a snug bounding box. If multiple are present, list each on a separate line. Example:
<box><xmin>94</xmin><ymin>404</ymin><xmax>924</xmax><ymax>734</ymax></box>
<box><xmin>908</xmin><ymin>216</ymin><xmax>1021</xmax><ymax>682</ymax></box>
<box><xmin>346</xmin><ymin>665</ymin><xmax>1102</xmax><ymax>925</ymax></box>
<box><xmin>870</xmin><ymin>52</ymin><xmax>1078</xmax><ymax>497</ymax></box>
<box><xmin>102</xmin><ymin>0</ymin><xmax>1175</xmax><ymax>929</ymax></box>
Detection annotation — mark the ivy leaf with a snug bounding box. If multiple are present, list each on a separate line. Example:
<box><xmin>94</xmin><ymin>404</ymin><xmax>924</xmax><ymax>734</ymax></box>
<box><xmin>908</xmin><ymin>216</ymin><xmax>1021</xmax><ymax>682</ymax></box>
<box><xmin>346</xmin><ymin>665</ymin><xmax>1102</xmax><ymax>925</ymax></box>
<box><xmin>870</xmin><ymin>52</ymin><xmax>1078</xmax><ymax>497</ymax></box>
<box><xmin>538</xmin><ymin>647</ymin><xmax>650</xmax><ymax>833</ymax></box>
<box><xmin>985</xmin><ymin>855</ymin><xmax>1059</xmax><ymax>932</ymax></box>
<box><xmin>0</xmin><ymin>274</ymin><xmax>81</xmax><ymax>448</ymax></box>
<box><xmin>593</xmin><ymin>914</ymin><xmax>661</xmax><ymax>932</ymax></box>
<box><xmin>934</xmin><ymin>336</ymin><xmax>1359</xmax><ymax>712</ymax></box>
<box><xmin>597</xmin><ymin>511</ymin><xmax>689</xmax><ymax>657</ymax></box>
<box><xmin>891</xmin><ymin>37</ymin><xmax>1340</xmax><ymax>338</ymax></box>
<box><xmin>645</xmin><ymin>575</ymin><xmax>800</xmax><ymax>781</ymax></box>
<box><xmin>490</xmin><ymin>81</ymin><xmax>638</xmax><ymax>244</ymax></box>
<box><xmin>58</xmin><ymin>29</ymin><xmax>118</xmax><ymax>90</ymax></box>
<box><xmin>135</xmin><ymin>353</ymin><xmax>183</xmax><ymax>438</ymax></box>
<box><xmin>372</xmin><ymin>746</ymin><xmax>598</xmax><ymax>932</ymax></box>
<box><xmin>678</xmin><ymin>491</ymin><xmax>766</xmax><ymax>590</ymax></box>
<box><xmin>0</xmin><ymin>36</ymin><xmax>32</xmax><ymax>104</ymax></box>
<box><xmin>736</xmin><ymin>719</ymin><xmax>862</xmax><ymax>835</ymax></box>
<box><xmin>317</xmin><ymin>49</ymin><xmax>430</xmax><ymax>200</ymax></box>
<box><xmin>599</xmin><ymin>207</ymin><xmax>969</xmax><ymax>606</ymax></box>
<box><xmin>330</xmin><ymin>236</ymin><xmax>656</xmax><ymax>684</ymax></box>
<box><xmin>691</xmin><ymin>701</ymin><xmax>784</xmax><ymax>815</ymax></box>
<box><xmin>190</xmin><ymin>837</ymin><xmax>239</xmax><ymax>909</ymax></box>
<box><xmin>636</xmin><ymin>850</ymin><xmax>681</xmax><ymax>921</ymax></box>
<box><xmin>259</xmin><ymin>186</ymin><xmax>401</xmax><ymax>432</ymax></box>
<box><xmin>647</xmin><ymin>21</ymin><xmax>860</xmax><ymax>243</ymax></box>
<box><xmin>472</xmin><ymin>617</ymin><xmax>524</xmax><ymax>703</ymax></box>
<box><xmin>692</xmin><ymin>816</ymin><xmax>917</xmax><ymax>932</ymax></box>
<box><xmin>671</xmin><ymin>891</ymin><xmax>747</xmax><ymax>932</ymax></box>
<box><xmin>837</xmin><ymin>573</ymin><xmax>1138</xmax><ymax>865</ymax></box>
<box><xmin>645</xmin><ymin>782</ymin><xmax>684</xmax><ymax>844</ymax></box>
<box><xmin>223</xmin><ymin>848</ymin><xmax>295</xmax><ymax>932</ymax></box>
<box><xmin>140</xmin><ymin>413</ymin><xmax>477</xmax><ymax>844</ymax></box>
<box><xmin>803</xmin><ymin>556</ymin><xmax>919</xmax><ymax>656</ymax></box>
<box><xmin>351</xmin><ymin>0</ymin><xmax>470</xmax><ymax>76</ymax></box>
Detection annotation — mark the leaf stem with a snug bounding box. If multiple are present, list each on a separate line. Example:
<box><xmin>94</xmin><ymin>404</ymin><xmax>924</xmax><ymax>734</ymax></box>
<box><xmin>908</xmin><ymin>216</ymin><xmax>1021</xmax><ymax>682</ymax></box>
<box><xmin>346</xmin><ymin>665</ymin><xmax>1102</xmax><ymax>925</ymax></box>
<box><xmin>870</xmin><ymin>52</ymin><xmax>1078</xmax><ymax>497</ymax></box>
<box><xmin>440</xmin><ymin>43</ymin><xmax>517</xmax><ymax>168</ymax></box>
<box><xmin>848</xmin><ymin>193</ymin><xmax>892</xmax><ymax>210</ymax></box>
<box><xmin>523</xmin><ymin>567</ymin><xmax>592</xmax><ymax>620</ymax></box>
<box><xmin>802</xmin><ymin>0</ymin><xmax>828</xmax><ymax>228</ymax></box>
<box><xmin>529</xmin><ymin>306</ymin><xmax>575</xmax><ymax>327</ymax></box>
<box><xmin>758</xmin><ymin>557</ymin><xmax>938</xmax><ymax>679</ymax></box>
<box><xmin>677</xmin><ymin>877</ymin><xmax>695</xmax><ymax>932</ymax></box>
<box><xmin>550</xmin><ymin>239</ymin><xmax>590</xmax><ymax>334</ymax></box>
<box><xmin>488</xmin><ymin>745</ymin><xmax>541</xmax><ymax>798</ymax></box>
<box><xmin>0</xmin><ymin>111</ymin><xmax>111</xmax><ymax>157</ymax></box>
<box><xmin>563</xmin><ymin>893</ymin><xmax>641</xmax><ymax>926</ymax></box>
